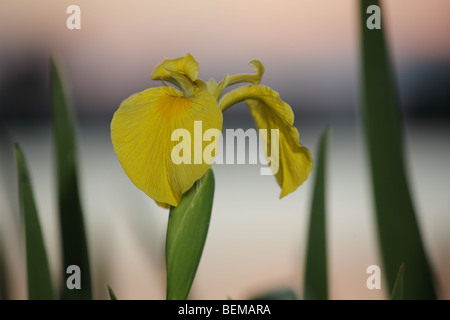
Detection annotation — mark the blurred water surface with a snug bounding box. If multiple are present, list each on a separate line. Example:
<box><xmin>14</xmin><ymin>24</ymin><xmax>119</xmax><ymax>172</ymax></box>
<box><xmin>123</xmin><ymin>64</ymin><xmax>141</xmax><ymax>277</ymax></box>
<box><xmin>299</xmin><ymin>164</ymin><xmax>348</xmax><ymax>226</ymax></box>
<box><xmin>0</xmin><ymin>116</ymin><xmax>448</xmax><ymax>299</ymax></box>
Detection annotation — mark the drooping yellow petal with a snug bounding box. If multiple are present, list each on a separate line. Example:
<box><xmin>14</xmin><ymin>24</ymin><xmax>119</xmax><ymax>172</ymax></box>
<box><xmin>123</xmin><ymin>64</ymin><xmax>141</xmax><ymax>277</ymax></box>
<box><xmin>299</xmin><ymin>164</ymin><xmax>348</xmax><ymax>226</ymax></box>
<box><xmin>111</xmin><ymin>85</ymin><xmax>223</xmax><ymax>207</ymax></box>
<box><xmin>219</xmin><ymin>85</ymin><xmax>312</xmax><ymax>197</ymax></box>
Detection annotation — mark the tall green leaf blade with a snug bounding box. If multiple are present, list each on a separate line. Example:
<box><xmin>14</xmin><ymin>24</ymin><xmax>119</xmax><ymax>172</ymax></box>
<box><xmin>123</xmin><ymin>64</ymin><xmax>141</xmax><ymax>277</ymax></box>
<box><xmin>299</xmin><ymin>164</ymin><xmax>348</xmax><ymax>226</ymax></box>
<box><xmin>106</xmin><ymin>284</ymin><xmax>118</xmax><ymax>300</ymax></box>
<box><xmin>15</xmin><ymin>145</ymin><xmax>56</xmax><ymax>300</ymax></box>
<box><xmin>166</xmin><ymin>169</ymin><xmax>215</xmax><ymax>300</ymax></box>
<box><xmin>51</xmin><ymin>58</ymin><xmax>92</xmax><ymax>299</ymax></box>
<box><xmin>359</xmin><ymin>0</ymin><xmax>435</xmax><ymax>299</ymax></box>
<box><xmin>303</xmin><ymin>128</ymin><xmax>330</xmax><ymax>300</ymax></box>
<box><xmin>390</xmin><ymin>263</ymin><xmax>405</xmax><ymax>300</ymax></box>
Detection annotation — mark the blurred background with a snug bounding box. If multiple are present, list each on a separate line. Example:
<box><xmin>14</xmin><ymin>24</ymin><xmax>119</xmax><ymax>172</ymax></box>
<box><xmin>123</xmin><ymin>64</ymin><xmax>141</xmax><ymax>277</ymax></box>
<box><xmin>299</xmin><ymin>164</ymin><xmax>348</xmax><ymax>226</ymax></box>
<box><xmin>0</xmin><ymin>0</ymin><xmax>449</xmax><ymax>299</ymax></box>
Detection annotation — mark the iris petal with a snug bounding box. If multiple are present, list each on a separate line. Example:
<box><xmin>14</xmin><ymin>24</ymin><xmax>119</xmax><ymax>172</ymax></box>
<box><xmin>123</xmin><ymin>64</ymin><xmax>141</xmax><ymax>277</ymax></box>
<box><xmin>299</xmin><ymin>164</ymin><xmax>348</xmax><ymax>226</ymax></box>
<box><xmin>227</xmin><ymin>60</ymin><xmax>264</xmax><ymax>86</ymax></box>
<box><xmin>151</xmin><ymin>53</ymin><xmax>199</xmax><ymax>97</ymax></box>
<box><xmin>219</xmin><ymin>85</ymin><xmax>312</xmax><ymax>197</ymax></box>
<box><xmin>151</xmin><ymin>53</ymin><xmax>199</xmax><ymax>82</ymax></box>
<box><xmin>111</xmin><ymin>85</ymin><xmax>223</xmax><ymax>207</ymax></box>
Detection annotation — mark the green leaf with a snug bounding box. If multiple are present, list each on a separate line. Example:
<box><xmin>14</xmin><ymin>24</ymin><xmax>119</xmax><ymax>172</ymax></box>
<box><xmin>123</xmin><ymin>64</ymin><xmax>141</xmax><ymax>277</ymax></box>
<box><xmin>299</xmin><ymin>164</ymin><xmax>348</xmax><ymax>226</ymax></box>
<box><xmin>303</xmin><ymin>128</ymin><xmax>330</xmax><ymax>300</ymax></box>
<box><xmin>166</xmin><ymin>169</ymin><xmax>215</xmax><ymax>300</ymax></box>
<box><xmin>252</xmin><ymin>288</ymin><xmax>298</xmax><ymax>300</ymax></box>
<box><xmin>15</xmin><ymin>145</ymin><xmax>56</xmax><ymax>300</ymax></box>
<box><xmin>51</xmin><ymin>58</ymin><xmax>92</xmax><ymax>299</ymax></box>
<box><xmin>106</xmin><ymin>284</ymin><xmax>118</xmax><ymax>300</ymax></box>
<box><xmin>359</xmin><ymin>0</ymin><xmax>436</xmax><ymax>299</ymax></box>
<box><xmin>390</xmin><ymin>263</ymin><xmax>405</xmax><ymax>300</ymax></box>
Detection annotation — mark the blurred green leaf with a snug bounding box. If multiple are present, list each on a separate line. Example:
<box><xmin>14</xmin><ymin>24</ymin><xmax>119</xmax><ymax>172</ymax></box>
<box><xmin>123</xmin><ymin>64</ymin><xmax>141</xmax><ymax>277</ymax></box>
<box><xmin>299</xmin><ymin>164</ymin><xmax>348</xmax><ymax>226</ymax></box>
<box><xmin>252</xmin><ymin>288</ymin><xmax>298</xmax><ymax>300</ymax></box>
<box><xmin>303</xmin><ymin>128</ymin><xmax>330</xmax><ymax>300</ymax></box>
<box><xmin>166</xmin><ymin>169</ymin><xmax>215</xmax><ymax>300</ymax></box>
<box><xmin>106</xmin><ymin>284</ymin><xmax>118</xmax><ymax>300</ymax></box>
<box><xmin>359</xmin><ymin>0</ymin><xmax>436</xmax><ymax>299</ymax></box>
<box><xmin>51</xmin><ymin>58</ymin><xmax>92</xmax><ymax>299</ymax></box>
<box><xmin>390</xmin><ymin>263</ymin><xmax>405</xmax><ymax>300</ymax></box>
<box><xmin>15</xmin><ymin>145</ymin><xmax>56</xmax><ymax>300</ymax></box>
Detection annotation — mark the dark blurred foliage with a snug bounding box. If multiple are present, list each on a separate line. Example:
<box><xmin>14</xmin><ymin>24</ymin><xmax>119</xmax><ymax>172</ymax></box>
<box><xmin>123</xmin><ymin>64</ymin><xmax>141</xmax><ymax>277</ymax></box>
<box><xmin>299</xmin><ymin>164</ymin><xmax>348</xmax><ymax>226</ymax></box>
<box><xmin>1</xmin><ymin>54</ymin><xmax>449</xmax><ymax>123</ymax></box>
<box><xmin>0</xmin><ymin>54</ymin><xmax>49</xmax><ymax>122</ymax></box>
<box><xmin>402</xmin><ymin>60</ymin><xmax>450</xmax><ymax>121</ymax></box>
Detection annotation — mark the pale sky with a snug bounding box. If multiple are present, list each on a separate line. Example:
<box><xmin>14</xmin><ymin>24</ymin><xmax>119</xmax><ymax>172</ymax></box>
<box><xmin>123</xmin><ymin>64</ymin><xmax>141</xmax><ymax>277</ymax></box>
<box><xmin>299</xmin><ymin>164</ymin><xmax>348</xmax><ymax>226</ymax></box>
<box><xmin>0</xmin><ymin>0</ymin><xmax>449</xmax><ymax>114</ymax></box>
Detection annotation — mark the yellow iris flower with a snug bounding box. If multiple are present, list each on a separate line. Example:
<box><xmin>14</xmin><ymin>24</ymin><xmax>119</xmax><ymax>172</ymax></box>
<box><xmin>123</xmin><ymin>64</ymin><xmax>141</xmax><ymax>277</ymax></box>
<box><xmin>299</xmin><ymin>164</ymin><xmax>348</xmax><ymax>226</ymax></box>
<box><xmin>111</xmin><ymin>54</ymin><xmax>312</xmax><ymax>208</ymax></box>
